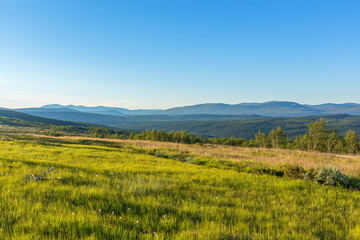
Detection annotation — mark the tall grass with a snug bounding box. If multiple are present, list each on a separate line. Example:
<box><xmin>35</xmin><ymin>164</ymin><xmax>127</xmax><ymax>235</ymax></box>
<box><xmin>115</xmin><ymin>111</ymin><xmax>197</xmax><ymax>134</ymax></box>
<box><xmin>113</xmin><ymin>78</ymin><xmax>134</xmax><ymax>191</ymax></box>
<box><xmin>0</xmin><ymin>140</ymin><xmax>360</xmax><ymax>239</ymax></box>
<box><xmin>31</xmin><ymin>135</ymin><xmax>360</xmax><ymax>177</ymax></box>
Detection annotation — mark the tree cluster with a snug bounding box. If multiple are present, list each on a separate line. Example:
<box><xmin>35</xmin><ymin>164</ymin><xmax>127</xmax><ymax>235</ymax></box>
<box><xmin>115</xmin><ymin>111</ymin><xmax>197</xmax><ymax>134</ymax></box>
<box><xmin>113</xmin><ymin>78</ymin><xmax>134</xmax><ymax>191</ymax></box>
<box><xmin>255</xmin><ymin>118</ymin><xmax>359</xmax><ymax>154</ymax></box>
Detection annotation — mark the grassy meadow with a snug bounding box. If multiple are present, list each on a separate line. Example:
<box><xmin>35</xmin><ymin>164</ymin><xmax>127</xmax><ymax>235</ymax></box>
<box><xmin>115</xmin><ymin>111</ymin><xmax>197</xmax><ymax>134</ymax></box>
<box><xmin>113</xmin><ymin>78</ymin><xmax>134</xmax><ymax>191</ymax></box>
<box><xmin>0</xmin><ymin>137</ymin><xmax>360</xmax><ymax>239</ymax></box>
<box><xmin>34</xmin><ymin>135</ymin><xmax>360</xmax><ymax>177</ymax></box>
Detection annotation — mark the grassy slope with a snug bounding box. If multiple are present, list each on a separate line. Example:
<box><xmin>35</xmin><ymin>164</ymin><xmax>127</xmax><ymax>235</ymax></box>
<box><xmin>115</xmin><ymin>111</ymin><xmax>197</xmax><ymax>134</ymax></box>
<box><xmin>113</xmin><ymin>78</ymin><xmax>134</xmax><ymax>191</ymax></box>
<box><xmin>29</xmin><ymin>135</ymin><xmax>360</xmax><ymax>177</ymax></box>
<box><xmin>0</xmin><ymin>140</ymin><xmax>360</xmax><ymax>239</ymax></box>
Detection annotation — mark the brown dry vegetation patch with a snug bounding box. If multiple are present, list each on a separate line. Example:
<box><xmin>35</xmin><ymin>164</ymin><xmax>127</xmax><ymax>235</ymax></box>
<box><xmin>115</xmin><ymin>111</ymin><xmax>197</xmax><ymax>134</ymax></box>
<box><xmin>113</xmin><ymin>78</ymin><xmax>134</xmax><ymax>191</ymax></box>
<box><xmin>33</xmin><ymin>134</ymin><xmax>360</xmax><ymax>177</ymax></box>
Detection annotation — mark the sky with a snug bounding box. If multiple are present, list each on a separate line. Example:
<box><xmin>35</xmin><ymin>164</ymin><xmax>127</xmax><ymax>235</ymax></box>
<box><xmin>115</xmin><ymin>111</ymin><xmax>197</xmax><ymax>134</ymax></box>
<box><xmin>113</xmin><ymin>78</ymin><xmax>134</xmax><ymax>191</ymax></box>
<box><xmin>0</xmin><ymin>0</ymin><xmax>360</xmax><ymax>109</ymax></box>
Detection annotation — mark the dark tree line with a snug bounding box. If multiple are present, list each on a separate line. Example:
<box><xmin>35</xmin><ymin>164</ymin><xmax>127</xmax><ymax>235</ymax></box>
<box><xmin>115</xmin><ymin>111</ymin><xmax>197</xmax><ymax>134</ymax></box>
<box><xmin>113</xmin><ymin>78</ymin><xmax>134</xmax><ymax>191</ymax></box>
<box><xmin>48</xmin><ymin>125</ymin><xmax>129</xmax><ymax>139</ymax></box>
<box><xmin>127</xmin><ymin>119</ymin><xmax>359</xmax><ymax>154</ymax></box>
<box><xmin>128</xmin><ymin>129</ymin><xmax>246</xmax><ymax>146</ymax></box>
<box><xmin>48</xmin><ymin>119</ymin><xmax>359</xmax><ymax>154</ymax></box>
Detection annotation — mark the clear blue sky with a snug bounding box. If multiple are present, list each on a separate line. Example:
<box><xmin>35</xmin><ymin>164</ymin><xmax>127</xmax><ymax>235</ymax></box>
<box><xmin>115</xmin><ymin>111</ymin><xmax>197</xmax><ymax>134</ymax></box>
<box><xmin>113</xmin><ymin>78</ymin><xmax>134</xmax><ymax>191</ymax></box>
<box><xmin>0</xmin><ymin>0</ymin><xmax>359</xmax><ymax>109</ymax></box>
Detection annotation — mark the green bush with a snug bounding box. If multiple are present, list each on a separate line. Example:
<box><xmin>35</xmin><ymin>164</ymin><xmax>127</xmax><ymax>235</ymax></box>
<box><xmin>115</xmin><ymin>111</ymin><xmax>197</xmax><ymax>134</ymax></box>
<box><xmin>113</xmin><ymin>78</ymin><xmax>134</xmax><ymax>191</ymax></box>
<box><xmin>313</xmin><ymin>166</ymin><xmax>350</xmax><ymax>187</ymax></box>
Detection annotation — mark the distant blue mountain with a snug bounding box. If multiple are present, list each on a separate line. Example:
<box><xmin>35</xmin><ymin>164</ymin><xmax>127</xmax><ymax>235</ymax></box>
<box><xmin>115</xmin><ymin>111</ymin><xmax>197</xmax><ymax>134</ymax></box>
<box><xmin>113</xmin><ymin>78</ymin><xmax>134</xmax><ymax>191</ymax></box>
<box><xmin>305</xmin><ymin>103</ymin><xmax>360</xmax><ymax>115</ymax></box>
<box><xmin>160</xmin><ymin>101</ymin><xmax>360</xmax><ymax>116</ymax></box>
<box><xmin>18</xmin><ymin>107</ymin><xmax>80</xmax><ymax>113</ymax></box>
<box><xmin>13</xmin><ymin>101</ymin><xmax>360</xmax><ymax>118</ymax></box>
<box><xmin>160</xmin><ymin>101</ymin><xmax>321</xmax><ymax>117</ymax></box>
<box><xmin>41</xmin><ymin>104</ymin><xmax>160</xmax><ymax>116</ymax></box>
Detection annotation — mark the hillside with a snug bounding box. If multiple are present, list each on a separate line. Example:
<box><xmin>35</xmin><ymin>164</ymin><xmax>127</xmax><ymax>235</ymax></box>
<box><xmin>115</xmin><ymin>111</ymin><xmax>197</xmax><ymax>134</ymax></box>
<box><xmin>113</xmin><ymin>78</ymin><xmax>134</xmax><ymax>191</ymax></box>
<box><xmin>14</xmin><ymin>108</ymin><xmax>265</xmax><ymax>126</ymax></box>
<box><xmin>0</xmin><ymin>109</ymin><xmax>93</xmax><ymax>127</ymax></box>
<box><xmin>108</xmin><ymin>114</ymin><xmax>360</xmax><ymax>139</ymax></box>
<box><xmin>0</xmin><ymin>109</ymin><xmax>130</xmax><ymax>137</ymax></box>
<box><xmin>11</xmin><ymin>107</ymin><xmax>360</xmax><ymax>139</ymax></box>
<box><xmin>0</xmin><ymin>137</ymin><xmax>359</xmax><ymax>239</ymax></box>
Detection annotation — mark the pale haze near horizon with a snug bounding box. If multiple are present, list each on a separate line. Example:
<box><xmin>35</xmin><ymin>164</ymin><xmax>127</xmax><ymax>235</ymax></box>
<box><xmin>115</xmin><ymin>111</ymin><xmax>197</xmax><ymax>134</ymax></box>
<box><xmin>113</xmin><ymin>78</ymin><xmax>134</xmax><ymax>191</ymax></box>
<box><xmin>0</xmin><ymin>0</ymin><xmax>359</xmax><ymax>109</ymax></box>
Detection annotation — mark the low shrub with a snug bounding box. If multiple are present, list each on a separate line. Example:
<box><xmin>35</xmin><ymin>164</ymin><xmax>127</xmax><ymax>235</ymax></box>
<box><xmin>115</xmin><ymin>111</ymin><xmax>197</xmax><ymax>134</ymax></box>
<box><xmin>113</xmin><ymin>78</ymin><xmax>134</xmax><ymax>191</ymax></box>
<box><xmin>313</xmin><ymin>166</ymin><xmax>350</xmax><ymax>187</ymax></box>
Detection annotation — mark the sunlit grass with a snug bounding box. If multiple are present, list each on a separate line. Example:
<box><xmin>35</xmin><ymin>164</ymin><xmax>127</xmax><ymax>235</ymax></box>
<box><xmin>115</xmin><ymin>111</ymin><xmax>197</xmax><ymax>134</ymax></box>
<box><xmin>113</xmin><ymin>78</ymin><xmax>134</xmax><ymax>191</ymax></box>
<box><xmin>0</xmin><ymin>140</ymin><xmax>360</xmax><ymax>239</ymax></box>
<box><xmin>33</xmin><ymin>135</ymin><xmax>360</xmax><ymax>177</ymax></box>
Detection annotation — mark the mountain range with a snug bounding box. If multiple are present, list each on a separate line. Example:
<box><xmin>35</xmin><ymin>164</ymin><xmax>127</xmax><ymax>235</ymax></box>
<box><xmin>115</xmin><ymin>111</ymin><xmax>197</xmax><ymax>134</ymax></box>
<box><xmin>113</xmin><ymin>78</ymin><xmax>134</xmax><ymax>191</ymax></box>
<box><xmin>0</xmin><ymin>101</ymin><xmax>353</xmax><ymax>138</ymax></box>
<box><xmin>4</xmin><ymin>101</ymin><xmax>358</xmax><ymax>130</ymax></box>
<box><xmin>40</xmin><ymin>104</ymin><xmax>160</xmax><ymax>116</ymax></box>
<box><xmin>27</xmin><ymin>101</ymin><xmax>360</xmax><ymax>117</ymax></box>
<box><xmin>2</xmin><ymin>108</ymin><xmax>360</xmax><ymax>140</ymax></box>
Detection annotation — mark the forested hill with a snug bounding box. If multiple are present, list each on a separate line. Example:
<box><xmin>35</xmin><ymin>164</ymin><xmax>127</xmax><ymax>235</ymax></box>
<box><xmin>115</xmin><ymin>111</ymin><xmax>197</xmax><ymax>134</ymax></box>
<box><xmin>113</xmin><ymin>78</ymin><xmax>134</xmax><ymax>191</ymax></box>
<box><xmin>111</xmin><ymin>114</ymin><xmax>360</xmax><ymax>139</ymax></box>
<box><xmin>0</xmin><ymin>109</ymin><xmax>131</xmax><ymax>137</ymax></box>
<box><xmin>14</xmin><ymin>108</ymin><xmax>265</xmax><ymax>126</ymax></box>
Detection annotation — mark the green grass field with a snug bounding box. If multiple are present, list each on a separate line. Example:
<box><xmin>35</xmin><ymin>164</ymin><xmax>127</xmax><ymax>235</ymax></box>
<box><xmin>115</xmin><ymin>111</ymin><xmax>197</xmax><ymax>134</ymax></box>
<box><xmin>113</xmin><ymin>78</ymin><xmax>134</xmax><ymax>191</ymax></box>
<box><xmin>1</xmin><ymin>139</ymin><xmax>360</xmax><ymax>239</ymax></box>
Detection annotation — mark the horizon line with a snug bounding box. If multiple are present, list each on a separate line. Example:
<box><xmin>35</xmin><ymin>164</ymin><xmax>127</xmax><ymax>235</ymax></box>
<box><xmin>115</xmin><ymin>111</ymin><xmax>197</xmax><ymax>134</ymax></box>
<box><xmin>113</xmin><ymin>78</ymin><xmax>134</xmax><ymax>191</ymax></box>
<box><xmin>2</xmin><ymin>100</ymin><xmax>360</xmax><ymax>111</ymax></box>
